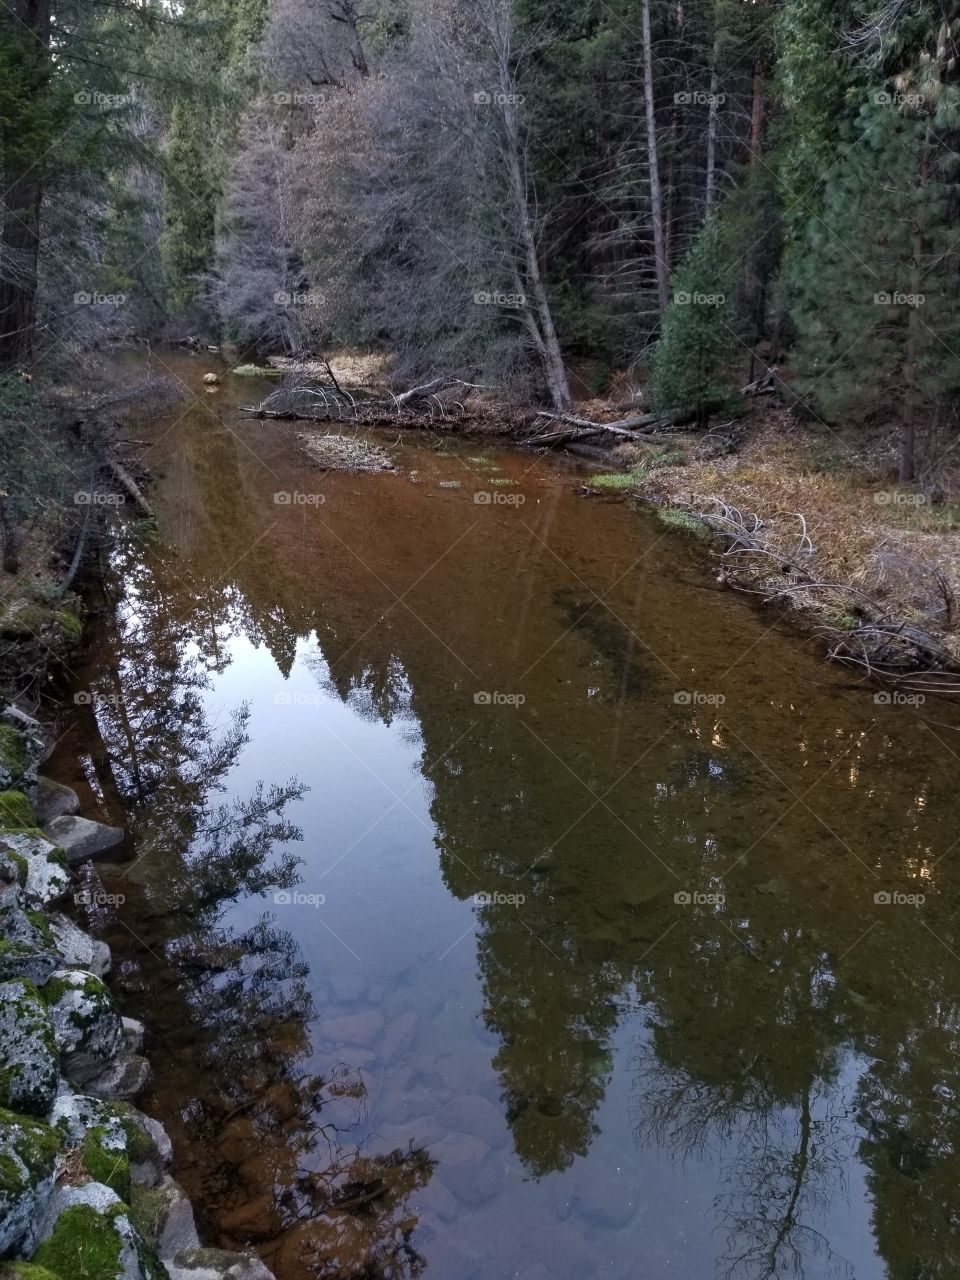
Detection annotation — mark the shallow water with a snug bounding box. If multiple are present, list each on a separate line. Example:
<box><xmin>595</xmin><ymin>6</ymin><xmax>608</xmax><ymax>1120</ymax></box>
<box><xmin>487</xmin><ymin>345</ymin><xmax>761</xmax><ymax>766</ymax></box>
<box><xmin>51</xmin><ymin>353</ymin><xmax>960</xmax><ymax>1280</ymax></box>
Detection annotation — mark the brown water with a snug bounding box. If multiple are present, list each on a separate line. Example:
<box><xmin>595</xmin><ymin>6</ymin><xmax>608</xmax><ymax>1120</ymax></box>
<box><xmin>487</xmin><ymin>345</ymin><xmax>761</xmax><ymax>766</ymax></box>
<box><xmin>50</xmin><ymin>353</ymin><xmax>960</xmax><ymax>1280</ymax></box>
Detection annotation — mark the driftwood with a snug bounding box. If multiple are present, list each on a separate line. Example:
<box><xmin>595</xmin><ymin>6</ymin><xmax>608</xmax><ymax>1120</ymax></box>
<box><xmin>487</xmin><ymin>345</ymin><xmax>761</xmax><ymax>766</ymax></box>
<box><xmin>104</xmin><ymin>458</ymin><xmax>153</xmax><ymax>519</ymax></box>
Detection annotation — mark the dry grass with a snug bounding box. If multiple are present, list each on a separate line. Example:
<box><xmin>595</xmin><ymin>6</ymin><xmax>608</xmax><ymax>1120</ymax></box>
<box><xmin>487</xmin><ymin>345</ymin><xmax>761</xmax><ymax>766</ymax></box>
<box><xmin>297</xmin><ymin>430</ymin><xmax>396</xmax><ymax>473</ymax></box>
<box><xmin>614</xmin><ymin>408</ymin><xmax>960</xmax><ymax>655</ymax></box>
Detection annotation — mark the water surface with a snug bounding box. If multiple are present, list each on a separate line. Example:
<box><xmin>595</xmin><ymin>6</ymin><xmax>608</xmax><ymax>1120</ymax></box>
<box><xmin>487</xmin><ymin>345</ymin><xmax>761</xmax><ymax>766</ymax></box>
<box><xmin>51</xmin><ymin>355</ymin><xmax>960</xmax><ymax>1280</ymax></box>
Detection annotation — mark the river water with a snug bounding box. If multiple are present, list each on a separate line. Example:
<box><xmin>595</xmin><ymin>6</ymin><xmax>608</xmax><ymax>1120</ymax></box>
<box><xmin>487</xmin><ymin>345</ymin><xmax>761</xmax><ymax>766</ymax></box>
<box><xmin>50</xmin><ymin>355</ymin><xmax>960</xmax><ymax>1280</ymax></box>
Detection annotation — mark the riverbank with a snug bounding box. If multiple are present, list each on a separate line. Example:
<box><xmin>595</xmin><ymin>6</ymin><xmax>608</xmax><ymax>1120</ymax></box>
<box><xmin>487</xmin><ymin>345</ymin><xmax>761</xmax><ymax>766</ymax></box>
<box><xmin>0</xmin><ymin>702</ymin><xmax>277</xmax><ymax>1280</ymax></box>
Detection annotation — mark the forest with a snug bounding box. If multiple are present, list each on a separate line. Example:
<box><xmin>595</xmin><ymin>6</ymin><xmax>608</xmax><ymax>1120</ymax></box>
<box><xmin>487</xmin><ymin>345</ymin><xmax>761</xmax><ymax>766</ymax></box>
<box><xmin>1</xmin><ymin>0</ymin><xmax>958</xmax><ymax>485</ymax></box>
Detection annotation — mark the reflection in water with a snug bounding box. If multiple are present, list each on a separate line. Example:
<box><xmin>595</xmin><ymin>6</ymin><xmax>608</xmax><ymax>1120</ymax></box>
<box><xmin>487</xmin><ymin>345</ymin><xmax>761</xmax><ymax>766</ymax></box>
<box><xmin>50</xmin><ymin>354</ymin><xmax>960</xmax><ymax>1279</ymax></box>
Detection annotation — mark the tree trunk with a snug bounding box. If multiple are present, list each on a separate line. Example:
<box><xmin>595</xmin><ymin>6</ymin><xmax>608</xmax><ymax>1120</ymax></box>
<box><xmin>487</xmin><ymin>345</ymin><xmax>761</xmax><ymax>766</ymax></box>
<box><xmin>704</xmin><ymin>33</ymin><xmax>722</xmax><ymax>212</ymax></box>
<box><xmin>493</xmin><ymin>15</ymin><xmax>571</xmax><ymax>410</ymax></box>
<box><xmin>642</xmin><ymin>0</ymin><xmax>670</xmax><ymax>315</ymax></box>
<box><xmin>0</xmin><ymin>0</ymin><xmax>52</xmax><ymax>370</ymax></box>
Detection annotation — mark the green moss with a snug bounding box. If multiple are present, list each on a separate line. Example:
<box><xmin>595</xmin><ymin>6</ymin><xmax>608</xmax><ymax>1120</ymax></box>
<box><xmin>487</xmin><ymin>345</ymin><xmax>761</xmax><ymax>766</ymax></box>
<box><xmin>593</xmin><ymin>470</ymin><xmax>645</xmax><ymax>491</ymax></box>
<box><xmin>24</xmin><ymin>911</ymin><xmax>54</xmax><ymax>945</ymax></box>
<box><xmin>56</xmin><ymin>609</ymin><xmax>83</xmax><ymax>643</ymax></box>
<box><xmin>0</xmin><ymin>1262</ymin><xmax>64</xmax><ymax>1280</ymax></box>
<box><xmin>0</xmin><ymin>727</ymin><xmax>27</xmax><ymax>781</ymax></box>
<box><xmin>127</xmin><ymin>1182</ymin><xmax>168</xmax><ymax>1251</ymax></box>
<box><xmin>33</xmin><ymin>1206</ymin><xmax>123</xmax><ymax>1280</ymax></box>
<box><xmin>0</xmin><ymin>1107</ymin><xmax>60</xmax><ymax>1188</ymax></box>
<box><xmin>115</xmin><ymin>1110</ymin><xmax>156</xmax><ymax>1167</ymax></box>
<box><xmin>655</xmin><ymin>508</ymin><xmax>709</xmax><ymax>538</ymax></box>
<box><xmin>82</xmin><ymin>1127</ymin><xmax>130</xmax><ymax>1200</ymax></box>
<box><xmin>0</xmin><ymin>792</ymin><xmax>36</xmax><ymax>829</ymax></box>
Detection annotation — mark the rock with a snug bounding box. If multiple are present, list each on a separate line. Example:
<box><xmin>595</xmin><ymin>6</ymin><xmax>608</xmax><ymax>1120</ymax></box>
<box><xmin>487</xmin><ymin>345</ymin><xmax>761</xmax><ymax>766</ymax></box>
<box><xmin>166</xmin><ymin>1247</ymin><xmax>276</xmax><ymax>1280</ymax></box>
<box><xmin>0</xmin><ymin>789</ymin><xmax>37</xmax><ymax>828</ymax></box>
<box><xmin>0</xmin><ymin>884</ymin><xmax>58</xmax><ymax>985</ymax></box>
<box><xmin>0</xmin><ymin>832</ymin><xmax>70</xmax><ymax>907</ymax></box>
<box><xmin>47</xmin><ymin>912</ymin><xmax>111</xmax><ymax>977</ymax></box>
<box><xmin>42</xmin><ymin>815</ymin><xmax>124</xmax><ymax>865</ymax></box>
<box><xmin>42</xmin><ymin>968</ymin><xmax>125</xmax><ymax>1084</ymax></box>
<box><xmin>433</xmin><ymin>1135</ymin><xmax>503</xmax><ymax>1207</ymax></box>
<box><xmin>436</xmin><ymin>1093</ymin><xmax>506</xmax><ymax>1147</ymax></box>
<box><xmin>203</xmin><ymin>372</ymin><xmax>220</xmax><ymax>385</ymax></box>
<box><xmin>35</xmin><ymin>776</ymin><xmax>81</xmax><ymax>823</ymax></box>
<box><xmin>0</xmin><ymin>1107</ymin><xmax>60</xmax><ymax>1256</ymax></box>
<box><xmin>50</xmin><ymin>1092</ymin><xmax>130</xmax><ymax>1198</ymax></box>
<box><xmin>0</xmin><ymin>708</ymin><xmax>44</xmax><ymax>792</ymax></box>
<box><xmin>323</xmin><ymin>1009</ymin><xmax>385</xmax><ymax>1048</ymax></box>
<box><xmin>0</xmin><ymin>979</ymin><xmax>59</xmax><ymax>1115</ymax></box>
<box><xmin>130</xmin><ymin>1175</ymin><xmax>201</xmax><ymax>1260</ymax></box>
<box><xmin>122</xmin><ymin>1016</ymin><xmax>145</xmax><ymax>1054</ymax></box>
<box><xmin>330</xmin><ymin>969</ymin><xmax>366</xmax><ymax>1003</ymax></box>
<box><xmin>85</xmin><ymin>1051</ymin><xmax>151</xmax><ymax>1102</ymax></box>
<box><xmin>117</xmin><ymin>1106</ymin><xmax>172</xmax><ymax>1184</ymax></box>
<box><xmin>35</xmin><ymin>1183</ymin><xmax>163</xmax><ymax>1280</ymax></box>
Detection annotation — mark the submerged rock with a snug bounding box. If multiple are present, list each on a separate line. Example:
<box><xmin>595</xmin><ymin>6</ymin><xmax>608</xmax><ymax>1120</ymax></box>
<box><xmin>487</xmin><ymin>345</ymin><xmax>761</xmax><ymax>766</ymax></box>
<box><xmin>34</xmin><ymin>777</ymin><xmax>81</xmax><ymax>824</ymax></box>
<box><xmin>42</xmin><ymin>968</ymin><xmax>125</xmax><ymax>1085</ymax></box>
<box><xmin>42</xmin><ymin>815</ymin><xmax>125</xmax><ymax>865</ymax></box>
<box><xmin>0</xmin><ymin>979</ymin><xmax>59</xmax><ymax>1116</ymax></box>
<box><xmin>47</xmin><ymin>912</ymin><xmax>111</xmax><ymax>977</ymax></box>
<box><xmin>0</xmin><ymin>1107</ymin><xmax>60</xmax><ymax>1256</ymax></box>
<box><xmin>166</xmin><ymin>1247</ymin><xmax>275</xmax><ymax>1280</ymax></box>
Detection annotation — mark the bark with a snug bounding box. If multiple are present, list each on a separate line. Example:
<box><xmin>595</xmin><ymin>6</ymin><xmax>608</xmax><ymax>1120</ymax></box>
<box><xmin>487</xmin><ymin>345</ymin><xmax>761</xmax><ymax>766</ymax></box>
<box><xmin>704</xmin><ymin>33</ymin><xmax>722</xmax><ymax>212</ymax></box>
<box><xmin>0</xmin><ymin>0</ymin><xmax>52</xmax><ymax>370</ymax></box>
<box><xmin>0</xmin><ymin>493</ymin><xmax>19</xmax><ymax>573</ymax></box>
<box><xmin>901</xmin><ymin>125</ymin><xmax>930</xmax><ymax>484</ymax></box>
<box><xmin>642</xmin><ymin>0</ymin><xmax>670</xmax><ymax>315</ymax></box>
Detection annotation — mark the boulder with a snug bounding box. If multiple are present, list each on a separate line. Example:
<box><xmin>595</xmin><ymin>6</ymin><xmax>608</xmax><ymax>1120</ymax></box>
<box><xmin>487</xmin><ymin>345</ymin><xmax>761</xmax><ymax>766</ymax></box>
<box><xmin>0</xmin><ymin>979</ymin><xmax>59</xmax><ymax>1115</ymax></box>
<box><xmin>0</xmin><ymin>1107</ymin><xmax>60</xmax><ymax>1256</ymax></box>
<box><xmin>0</xmin><ymin>707</ymin><xmax>44</xmax><ymax>791</ymax></box>
<box><xmin>42</xmin><ymin>968</ymin><xmax>125</xmax><ymax>1084</ymax></box>
<box><xmin>166</xmin><ymin>1248</ymin><xmax>276</xmax><ymax>1280</ymax></box>
<box><xmin>35</xmin><ymin>776</ymin><xmax>81</xmax><ymax>824</ymax></box>
<box><xmin>130</xmin><ymin>1176</ymin><xmax>201</xmax><ymax>1260</ymax></box>
<box><xmin>35</xmin><ymin>1183</ymin><xmax>163</xmax><ymax>1280</ymax></box>
<box><xmin>47</xmin><ymin>912</ymin><xmax>111</xmax><ymax>977</ymax></box>
<box><xmin>203</xmin><ymin>372</ymin><xmax>220</xmax><ymax>385</ymax></box>
<box><xmin>51</xmin><ymin>1092</ymin><xmax>131</xmax><ymax>1198</ymax></box>
<box><xmin>114</xmin><ymin>1105</ymin><xmax>172</xmax><ymax>1186</ymax></box>
<box><xmin>0</xmin><ymin>832</ymin><xmax>70</xmax><ymax>907</ymax></box>
<box><xmin>0</xmin><ymin>790</ymin><xmax>37</xmax><ymax>828</ymax></box>
<box><xmin>85</xmin><ymin>1051</ymin><xmax>152</xmax><ymax>1102</ymax></box>
<box><xmin>42</xmin><ymin>815</ymin><xmax>124</xmax><ymax>865</ymax></box>
<box><xmin>0</xmin><ymin>884</ymin><xmax>59</xmax><ymax>985</ymax></box>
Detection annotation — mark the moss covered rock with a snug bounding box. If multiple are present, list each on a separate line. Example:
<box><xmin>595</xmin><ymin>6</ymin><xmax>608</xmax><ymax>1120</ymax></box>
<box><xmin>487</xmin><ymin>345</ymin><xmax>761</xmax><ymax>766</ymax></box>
<box><xmin>50</xmin><ymin>1094</ymin><xmax>130</xmax><ymax>1200</ymax></box>
<box><xmin>0</xmin><ymin>1262</ymin><xmax>64</xmax><ymax>1280</ymax></box>
<box><xmin>41</xmin><ymin>969</ymin><xmax>125</xmax><ymax>1086</ymax></box>
<box><xmin>0</xmin><ymin>791</ymin><xmax>36</xmax><ymax>829</ymax></box>
<box><xmin>0</xmin><ymin>979</ymin><xmax>59</xmax><ymax>1116</ymax></box>
<box><xmin>34</xmin><ymin>1186</ymin><xmax>166</xmax><ymax>1280</ymax></box>
<box><xmin>0</xmin><ymin>885</ymin><xmax>59</xmax><ymax>986</ymax></box>
<box><xmin>0</xmin><ymin>726</ymin><xmax>28</xmax><ymax>791</ymax></box>
<box><xmin>0</xmin><ymin>1106</ymin><xmax>60</xmax><ymax>1256</ymax></box>
<box><xmin>0</xmin><ymin>833</ymin><xmax>70</xmax><ymax>908</ymax></box>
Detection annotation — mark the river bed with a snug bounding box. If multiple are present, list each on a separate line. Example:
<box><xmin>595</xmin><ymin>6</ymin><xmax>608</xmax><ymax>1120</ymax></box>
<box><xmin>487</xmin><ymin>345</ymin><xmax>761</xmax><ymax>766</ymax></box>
<box><xmin>49</xmin><ymin>354</ymin><xmax>960</xmax><ymax>1280</ymax></box>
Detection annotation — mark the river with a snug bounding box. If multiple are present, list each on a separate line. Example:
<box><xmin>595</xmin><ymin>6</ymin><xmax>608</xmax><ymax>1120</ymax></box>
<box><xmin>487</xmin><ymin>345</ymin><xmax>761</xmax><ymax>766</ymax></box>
<box><xmin>48</xmin><ymin>353</ymin><xmax>960</xmax><ymax>1280</ymax></box>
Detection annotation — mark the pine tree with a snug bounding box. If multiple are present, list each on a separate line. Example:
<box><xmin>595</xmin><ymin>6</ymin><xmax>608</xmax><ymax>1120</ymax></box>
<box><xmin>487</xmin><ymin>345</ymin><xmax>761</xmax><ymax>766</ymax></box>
<box><xmin>651</xmin><ymin>216</ymin><xmax>740</xmax><ymax>424</ymax></box>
